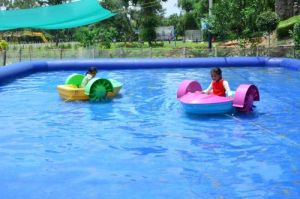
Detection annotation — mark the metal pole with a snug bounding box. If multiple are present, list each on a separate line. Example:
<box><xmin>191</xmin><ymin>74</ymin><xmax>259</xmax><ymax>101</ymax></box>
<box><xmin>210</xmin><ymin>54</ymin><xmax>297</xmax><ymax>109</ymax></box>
<box><xmin>208</xmin><ymin>0</ymin><xmax>213</xmax><ymax>49</ymax></box>
<box><xmin>209</xmin><ymin>0</ymin><xmax>213</xmax><ymax>16</ymax></box>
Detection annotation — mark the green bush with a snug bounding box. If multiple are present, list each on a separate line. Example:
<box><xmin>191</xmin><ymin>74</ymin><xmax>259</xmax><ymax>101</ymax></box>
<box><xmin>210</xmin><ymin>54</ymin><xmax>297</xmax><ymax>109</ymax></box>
<box><xmin>277</xmin><ymin>15</ymin><xmax>300</xmax><ymax>39</ymax></box>
<box><xmin>116</xmin><ymin>42</ymin><xmax>145</xmax><ymax>48</ymax></box>
<box><xmin>292</xmin><ymin>21</ymin><xmax>300</xmax><ymax>46</ymax></box>
<box><xmin>257</xmin><ymin>11</ymin><xmax>280</xmax><ymax>33</ymax></box>
<box><xmin>0</xmin><ymin>40</ymin><xmax>8</xmax><ymax>50</ymax></box>
<box><xmin>58</xmin><ymin>43</ymin><xmax>72</xmax><ymax>49</ymax></box>
<box><xmin>151</xmin><ymin>42</ymin><xmax>164</xmax><ymax>48</ymax></box>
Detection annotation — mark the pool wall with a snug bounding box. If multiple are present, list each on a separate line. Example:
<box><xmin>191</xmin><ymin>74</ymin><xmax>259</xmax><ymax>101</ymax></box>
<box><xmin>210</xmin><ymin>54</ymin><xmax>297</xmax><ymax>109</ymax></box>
<box><xmin>0</xmin><ymin>57</ymin><xmax>300</xmax><ymax>84</ymax></box>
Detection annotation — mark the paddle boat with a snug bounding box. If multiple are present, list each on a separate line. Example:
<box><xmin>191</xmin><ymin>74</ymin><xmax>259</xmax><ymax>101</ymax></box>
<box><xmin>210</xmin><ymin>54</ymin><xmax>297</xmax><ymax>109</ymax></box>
<box><xmin>57</xmin><ymin>73</ymin><xmax>122</xmax><ymax>102</ymax></box>
<box><xmin>177</xmin><ymin>80</ymin><xmax>259</xmax><ymax>114</ymax></box>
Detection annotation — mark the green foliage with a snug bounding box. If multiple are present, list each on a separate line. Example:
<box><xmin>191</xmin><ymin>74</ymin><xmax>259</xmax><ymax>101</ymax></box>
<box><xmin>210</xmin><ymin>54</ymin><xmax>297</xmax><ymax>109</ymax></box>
<box><xmin>74</xmin><ymin>26</ymin><xmax>118</xmax><ymax>48</ymax></box>
<box><xmin>74</xmin><ymin>27</ymin><xmax>99</xmax><ymax>47</ymax></box>
<box><xmin>151</xmin><ymin>42</ymin><xmax>164</xmax><ymax>47</ymax></box>
<box><xmin>292</xmin><ymin>22</ymin><xmax>300</xmax><ymax>46</ymax></box>
<box><xmin>58</xmin><ymin>43</ymin><xmax>72</xmax><ymax>49</ymax></box>
<box><xmin>116</xmin><ymin>42</ymin><xmax>145</xmax><ymax>48</ymax></box>
<box><xmin>101</xmin><ymin>0</ymin><xmax>136</xmax><ymax>42</ymax></box>
<box><xmin>178</xmin><ymin>0</ymin><xmax>194</xmax><ymax>12</ymax></box>
<box><xmin>256</xmin><ymin>11</ymin><xmax>279</xmax><ymax>33</ymax></box>
<box><xmin>0</xmin><ymin>40</ymin><xmax>8</xmax><ymax>51</ymax></box>
<box><xmin>98</xmin><ymin>27</ymin><xmax>118</xmax><ymax>49</ymax></box>
<box><xmin>140</xmin><ymin>15</ymin><xmax>159</xmax><ymax>45</ymax></box>
<box><xmin>210</xmin><ymin>0</ymin><xmax>272</xmax><ymax>41</ymax></box>
<box><xmin>183</xmin><ymin>12</ymin><xmax>198</xmax><ymax>30</ymax></box>
<box><xmin>161</xmin><ymin>14</ymin><xmax>184</xmax><ymax>37</ymax></box>
<box><xmin>210</xmin><ymin>0</ymin><xmax>241</xmax><ymax>40</ymax></box>
<box><xmin>0</xmin><ymin>0</ymin><xmax>280</xmax><ymax>44</ymax></box>
<box><xmin>178</xmin><ymin>0</ymin><xmax>208</xmax><ymax>31</ymax></box>
<box><xmin>2</xmin><ymin>0</ymin><xmax>68</xmax><ymax>9</ymax></box>
<box><xmin>277</xmin><ymin>15</ymin><xmax>300</xmax><ymax>39</ymax></box>
<box><xmin>138</xmin><ymin>0</ymin><xmax>164</xmax><ymax>46</ymax></box>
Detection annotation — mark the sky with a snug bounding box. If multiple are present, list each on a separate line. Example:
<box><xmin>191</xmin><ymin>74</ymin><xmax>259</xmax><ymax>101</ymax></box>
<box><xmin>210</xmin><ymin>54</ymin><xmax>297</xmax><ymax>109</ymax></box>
<box><xmin>162</xmin><ymin>0</ymin><xmax>181</xmax><ymax>17</ymax></box>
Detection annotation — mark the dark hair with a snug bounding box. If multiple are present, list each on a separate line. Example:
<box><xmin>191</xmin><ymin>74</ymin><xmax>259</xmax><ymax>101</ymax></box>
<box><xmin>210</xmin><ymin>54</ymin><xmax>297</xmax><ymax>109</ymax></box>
<box><xmin>87</xmin><ymin>67</ymin><xmax>97</xmax><ymax>75</ymax></box>
<box><xmin>211</xmin><ymin>67</ymin><xmax>222</xmax><ymax>77</ymax></box>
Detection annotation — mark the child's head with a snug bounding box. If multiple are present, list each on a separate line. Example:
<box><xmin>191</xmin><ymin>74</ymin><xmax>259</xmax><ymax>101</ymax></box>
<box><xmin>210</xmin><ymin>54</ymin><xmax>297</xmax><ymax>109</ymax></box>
<box><xmin>87</xmin><ymin>67</ymin><xmax>97</xmax><ymax>77</ymax></box>
<box><xmin>210</xmin><ymin>67</ymin><xmax>222</xmax><ymax>81</ymax></box>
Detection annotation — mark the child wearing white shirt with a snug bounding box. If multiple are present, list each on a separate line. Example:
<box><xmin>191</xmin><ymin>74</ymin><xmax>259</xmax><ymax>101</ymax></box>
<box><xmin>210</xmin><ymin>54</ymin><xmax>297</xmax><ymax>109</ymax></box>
<box><xmin>81</xmin><ymin>67</ymin><xmax>97</xmax><ymax>87</ymax></box>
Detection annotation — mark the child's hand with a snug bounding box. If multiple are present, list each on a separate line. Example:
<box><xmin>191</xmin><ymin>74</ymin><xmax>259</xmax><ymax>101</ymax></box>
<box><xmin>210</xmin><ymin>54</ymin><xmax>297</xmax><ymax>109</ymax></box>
<box><xmin>107</xmin><ymin>92</ymin><xmax>114</xmax><ymax>98</ymax></box>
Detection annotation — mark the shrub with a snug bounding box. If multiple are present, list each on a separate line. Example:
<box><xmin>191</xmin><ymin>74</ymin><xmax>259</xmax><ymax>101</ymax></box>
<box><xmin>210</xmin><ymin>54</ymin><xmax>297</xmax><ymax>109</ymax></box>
<box><xmin>277</xmin><ymin>15</ymin><xmax>300</xmax><ymax>39</ymax></box>
<box><xmin>0</xmin><ymin>40</ymin><xmax>8</xmax><ymax>50</ymax></box>
<box><xmin>58</xmin><ymin>43</ymin><xmax>72</xmax><ymax>49</ymax></box>
<box><xmin>151</xmin><ymin>42</ymin><xmax>164</xmax><ymax>47</ymax></box>
<box><xmin>257</xmin><ymin>11</ymin><xmax>280</xmax><ymax>34</ymax></box>
<box><xmin>116</xmin><ymin>42</ymin><xmax>145</xmax><ymax>48</ymax></box>
<box><xmin>292</xmin><ymin>21</ymin><xmax>300</xmax><ymax>46</ymax></box>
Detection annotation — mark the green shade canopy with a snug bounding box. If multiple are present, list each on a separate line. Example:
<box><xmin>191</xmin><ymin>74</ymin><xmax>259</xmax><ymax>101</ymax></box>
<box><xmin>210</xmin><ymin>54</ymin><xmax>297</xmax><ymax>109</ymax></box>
<box><xmin>0</xmin><ymin>0</ymin><xmax>115</xmax><ymax>30</ymax></box>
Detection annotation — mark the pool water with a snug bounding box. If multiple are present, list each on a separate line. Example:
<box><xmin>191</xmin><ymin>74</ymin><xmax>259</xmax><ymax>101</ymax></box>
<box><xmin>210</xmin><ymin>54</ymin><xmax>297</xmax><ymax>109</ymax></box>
<box><xmin>0</xmin><ymin>67</ymin><xmax>300</xmax><ymax>199</ymax></box>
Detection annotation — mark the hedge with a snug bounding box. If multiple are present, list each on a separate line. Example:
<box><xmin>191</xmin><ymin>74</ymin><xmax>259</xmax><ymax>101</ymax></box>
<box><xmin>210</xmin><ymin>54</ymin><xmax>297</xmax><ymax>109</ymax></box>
<box><xmin>277</xmin><ymin>15</ymin><xmax>300</xmax><ymax>39</ymax></box>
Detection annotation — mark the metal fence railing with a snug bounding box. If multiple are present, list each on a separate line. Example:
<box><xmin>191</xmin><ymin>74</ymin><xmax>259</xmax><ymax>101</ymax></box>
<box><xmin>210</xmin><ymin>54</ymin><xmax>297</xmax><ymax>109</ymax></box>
<box><xmin>1</xmin><ymin>45</ymin><xmax>299</xmax><ymax>66</ymax></box>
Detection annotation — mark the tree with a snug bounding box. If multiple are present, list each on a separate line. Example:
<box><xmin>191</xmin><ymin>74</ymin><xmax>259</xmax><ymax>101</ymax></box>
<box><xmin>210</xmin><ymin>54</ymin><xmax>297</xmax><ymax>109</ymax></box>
<box><xmin>2</xmin><ymin>0</ymin><xmax>70</xmax><ymax>9</ymax></box>
<box><xmin>37</xmin><ymin>0</ymin><xmax>70</xmax><ymax>6</ymax></box>
<box><xmin>136</xmin><ymin>0</ymin><xmax>167</xmax><ymax>46</ymax></box>
<box><xmin>98</xmin><ymin>27</ymin><xmax>118</xmax><ymax>49</ymax></box>
<box><xmin>210</xmin><ymin>0</ymin><xmax>275</xmax><ymax>43</ymax></box>
<box><xmin>161</xmin><ymin>14</ymin><xmax>184</xmax><ymax>37</ymax></box>
<box><xmin>74</xmin><ymin>27</ymin><xmax>99</xmax><ymax>47</ymax></box>
<box><xmin>101</xmin><ymin>0</ymin><xmax>136</xmax><ymax>42</ymax></box>
<box><xmin>7</xmin><ymin>0</ymin><xmax>36</xmax><ymax>8</ymax></box>
<box><xmin>177</xmin><ymin>0</ymin><xmax>208</xmax><ymax>31</ymax></box>
<box><xmin>256</xmin><ymin>11</ymin><xmax>279</xmax><ymax>47</ymax></box>
<box><xmin>74</xmin><ymin>26</ymin><xmax>117</xmax><ymax>49</ymax></box>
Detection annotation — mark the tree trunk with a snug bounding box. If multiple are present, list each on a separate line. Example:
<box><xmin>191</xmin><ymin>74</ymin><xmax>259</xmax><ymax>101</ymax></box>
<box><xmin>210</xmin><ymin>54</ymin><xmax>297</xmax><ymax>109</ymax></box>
<box><xmin>268</xmin><ymin>33</ymin><xmax>271</xmax><ymax>48</ymax></box>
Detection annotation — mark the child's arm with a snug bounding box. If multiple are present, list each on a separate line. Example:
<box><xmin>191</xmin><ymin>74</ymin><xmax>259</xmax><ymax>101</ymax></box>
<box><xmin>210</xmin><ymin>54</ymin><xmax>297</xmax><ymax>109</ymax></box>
<box><xmin>202</xmin><ymin>82</ymin><xmax>213</xmax><ymax>94</ymax></box>
<box><xmin>223</xmin><ymin>81</ymin><xmax>233</xmax><ymax>96</ymax></box>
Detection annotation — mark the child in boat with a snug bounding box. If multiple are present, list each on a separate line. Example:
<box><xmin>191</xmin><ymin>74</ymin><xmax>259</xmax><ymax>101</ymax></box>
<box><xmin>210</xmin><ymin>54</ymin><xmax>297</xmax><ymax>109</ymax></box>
<box><xmin>81</xmin><ymin>67</ymin><xmax>97</xmax><ymax>87</ymax></box>
<box><xmin>202</xmin><ymin>67</ymin><xmax>233</xmax><ymax>97</ymax></box>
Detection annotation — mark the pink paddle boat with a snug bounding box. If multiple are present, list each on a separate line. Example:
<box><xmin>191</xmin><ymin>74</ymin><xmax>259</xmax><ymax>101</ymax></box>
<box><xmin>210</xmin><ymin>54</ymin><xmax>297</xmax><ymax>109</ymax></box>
<box><xmin>177</xmin><ymin>80</ymin><xmax>259</xmax><ymax>114</ymax></box>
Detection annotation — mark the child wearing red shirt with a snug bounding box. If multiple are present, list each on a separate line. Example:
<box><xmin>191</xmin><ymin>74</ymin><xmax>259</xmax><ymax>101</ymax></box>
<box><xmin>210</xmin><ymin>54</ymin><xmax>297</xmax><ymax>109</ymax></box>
<box><xmin>202</xmin><ymin>67</ymin><xmax>233</xmax><ymax>97</ymax></box>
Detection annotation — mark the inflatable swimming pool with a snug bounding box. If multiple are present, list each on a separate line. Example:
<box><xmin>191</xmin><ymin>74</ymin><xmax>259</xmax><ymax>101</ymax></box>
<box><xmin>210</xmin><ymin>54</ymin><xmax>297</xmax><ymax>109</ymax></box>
<box><xmin>0</xmin><ymin>57</ymin><xmax>300</xmax><ymax>85</ymax></box>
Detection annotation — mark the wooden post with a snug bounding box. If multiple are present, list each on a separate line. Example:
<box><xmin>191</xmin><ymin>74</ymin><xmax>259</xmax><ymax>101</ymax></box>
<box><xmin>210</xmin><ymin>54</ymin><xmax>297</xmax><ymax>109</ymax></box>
<box><xmin>19</xmin><ymin>48</ymin><xmax>22</xmax><ymax>62</ymax></box>
<box><xmin>60</xmin><ymin>48</ymin><xmax>63</xmax><ymax>59</ymax></box>
<box><xmin>29</xmin><ymin>46</ymin><xmax>32</xmax><ymax>61</ymax></box>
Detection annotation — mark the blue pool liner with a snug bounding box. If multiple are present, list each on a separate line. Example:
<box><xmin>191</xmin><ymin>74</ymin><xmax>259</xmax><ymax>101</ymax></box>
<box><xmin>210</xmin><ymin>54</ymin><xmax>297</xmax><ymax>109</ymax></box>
<box><xmin>0</xmin><ymin>57</ymin><xmax>300</xmax><ymax>84</ymax></box>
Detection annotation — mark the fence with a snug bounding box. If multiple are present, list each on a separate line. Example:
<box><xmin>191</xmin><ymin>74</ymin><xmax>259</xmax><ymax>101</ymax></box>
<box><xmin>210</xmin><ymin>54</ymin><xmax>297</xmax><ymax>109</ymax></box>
<box><xmin>1</xmin><ymin>45</ymin><xmax>299</xmax><ymax>66</ymax></box>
